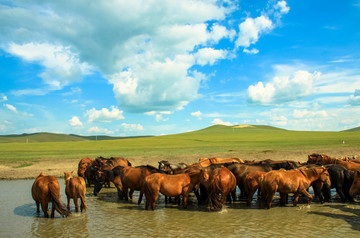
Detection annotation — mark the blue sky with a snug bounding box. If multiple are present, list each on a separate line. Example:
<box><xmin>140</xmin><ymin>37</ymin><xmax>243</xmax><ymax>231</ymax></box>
<box><xmin>1</xmin><ymin>0</ymin><xmax>360</xmax><ymax>136</ymax></box>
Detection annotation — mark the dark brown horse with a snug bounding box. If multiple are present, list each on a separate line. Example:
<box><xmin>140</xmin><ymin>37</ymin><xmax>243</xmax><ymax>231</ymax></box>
<box><xmin>64</xmin><ymin>171</ymin><xmax>88</xmax><ymax>212</ymax></box>
<box><xmin>144</xmin><ymin>167</ymin><xmax>204</xmax><ymax>210</ymax></box>
<box><xmin>261</xmin><ymin>167</ymin><xmax>330</xmax><ymax>209</ymax></box>
<box><xmin>31</xmin><ymin>173</ymin><xmax>71</xmax><ymax>218</ymax></box>
<box><xmin>200</xmin><ymin>167</ymin><xmax>236</xmax><ymax>211</ymax></box>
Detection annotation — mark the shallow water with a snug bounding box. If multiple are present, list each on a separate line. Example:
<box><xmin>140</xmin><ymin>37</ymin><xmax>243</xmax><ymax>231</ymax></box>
<box><xmin>1</xmin><ymin>179</ymin><xmax>360</xmax><ymax>237</ymax></box>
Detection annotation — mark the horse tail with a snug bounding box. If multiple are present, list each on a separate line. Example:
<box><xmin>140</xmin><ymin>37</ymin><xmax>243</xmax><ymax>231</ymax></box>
<box><xmin>208</xmin><ymin>174</ymin><xmax>224</xmax><ymax>211</ymax></box>
<box><xmin>48</xmin><ymin>182</ymin><xmax>71</xmax><ymax>217</ymax></box>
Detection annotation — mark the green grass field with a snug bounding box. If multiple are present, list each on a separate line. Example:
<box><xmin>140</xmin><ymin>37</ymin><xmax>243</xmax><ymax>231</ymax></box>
<box><xmin>0</xmin><ymin>125</ymin><xmax>359</xmax><ymax>164</ymax></box>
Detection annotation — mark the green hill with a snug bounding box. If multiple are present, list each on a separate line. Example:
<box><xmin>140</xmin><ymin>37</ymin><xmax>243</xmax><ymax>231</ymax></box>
<box><xmin>343</xmin><ymin>126</ymin><xmax>360</xmax><ymax>132</ymax></box>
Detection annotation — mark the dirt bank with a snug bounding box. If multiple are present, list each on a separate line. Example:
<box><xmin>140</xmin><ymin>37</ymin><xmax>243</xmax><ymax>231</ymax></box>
<box><xmin>1</xmin><ymin>148</ymin><xmax>358</xmax><ymax>180</ymax></box>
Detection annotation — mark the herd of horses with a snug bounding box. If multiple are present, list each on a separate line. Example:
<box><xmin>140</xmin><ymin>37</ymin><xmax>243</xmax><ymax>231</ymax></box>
<box><xmin>31</xmin><ymin>154</ymin><xmax>360</xmax><ymax>218</ymax></box>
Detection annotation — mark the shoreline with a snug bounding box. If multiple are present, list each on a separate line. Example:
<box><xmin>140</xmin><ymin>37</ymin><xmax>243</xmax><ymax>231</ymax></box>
<box><xmin>1</xmin><ymin>148</ymin><xmax>358</xmax><ymax>180</ymax></box>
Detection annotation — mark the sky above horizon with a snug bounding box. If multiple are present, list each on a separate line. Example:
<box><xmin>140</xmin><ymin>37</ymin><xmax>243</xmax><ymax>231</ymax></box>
<box><xmin>1</xmin><ymin>0</ymin><xmax>360</xmax><ymax>136</ymax></box>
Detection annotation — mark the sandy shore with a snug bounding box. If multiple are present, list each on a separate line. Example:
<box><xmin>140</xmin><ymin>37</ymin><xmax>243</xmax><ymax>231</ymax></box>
<box><xmin>1</xmin><ymin>148</ymin><xmax>358</xmax><ymax>180</ymax></box>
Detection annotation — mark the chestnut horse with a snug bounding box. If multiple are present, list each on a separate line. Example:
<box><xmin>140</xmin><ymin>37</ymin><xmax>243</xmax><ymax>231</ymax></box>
<box><xmin>64</xmin><ymin>171</ymin><xmax>88</xmax><ymax>212</ymax></box>
<box><xmin>350</xmin><ymin>170</ymin><xmax>360</xmax><ymax>198</ymax></box>
<box><xmin>193</xmin><ymin>157</ymin><xmax>243</xmax><ymax>167</ymax></box>
<box><xmin>31</xmin><ymin>173</ymin><xmax>71</xmax><ymax>218</ymax></box>
<box><xmin>307</xmin><ymin>153</ymin><xmax>360</xmax><ymax>172</ymax></box>
<box><xmin>119</xmin><ymin>165</ymin><xmax>165</xmax><ymax>205</ymax></box>
<box><xmin>77</xmin><ymin>157</ymin><xmax>93</xmax><ymax>178</ymax></box>
<box><xmin>200</xmin><ymin>167</ymin><xmax>236</xmax><ymax>211</ymax></box>
<box><xmin>261</xmin><ymin>167</ymin><xmax>330</xmax><ymax>209</ymax></box>
<box><xmin>244</xmin><ymin>171</ymin><xmax>267</xmax><ymax>206</ymax></box>
<box><xmin>144</xmin><ymin>167</ymin><xmax>204</xmax><ymax>210</ymax></box>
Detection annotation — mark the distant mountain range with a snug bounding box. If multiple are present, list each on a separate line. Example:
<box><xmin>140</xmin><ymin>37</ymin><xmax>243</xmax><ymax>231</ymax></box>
<box><xmin>0</xmin><ymin>124</ymin><xmax>359</xmax><ymax>143</ymax></box>
<box><xmin>0</xmin><ymin>132</ymin><xmax>152</xmax><ymax>143</ymax></box>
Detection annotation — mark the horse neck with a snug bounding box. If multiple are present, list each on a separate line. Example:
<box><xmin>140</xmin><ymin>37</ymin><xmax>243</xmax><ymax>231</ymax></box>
<box><xmin>300</xmin><ymin>168</ymin><xmax>323</xmax><ymax>183</ymax></box>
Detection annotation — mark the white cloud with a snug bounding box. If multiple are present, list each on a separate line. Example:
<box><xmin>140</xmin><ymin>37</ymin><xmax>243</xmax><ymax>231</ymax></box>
<box><xmin>274</xmin><ymin>1</ymin><xmax>290</xmax><ymax>14</ymax></box>
<box><xmin>88</xmin><ymin>126</ymin><xmax>114</xmax><ymax>135</ymax></box>
<box><xmin>0</xmin><ymin>1</ymin><xmax>235</xmax><ymax>113</ymax></box>
<box><xmin>236</xmin><ymin>15</ymin><xmax>274</xmax><ymax>48</ymax></box>
<box><xmin>293</xmin><ymin>109</ymin><xmax>328</xmax><ymax>118</ymax></box>
<box><xmin>191</xmin><ymin>111</ymin><xmax>203</xmax><ymax>119</ymax></box>
<box><xmin>212</xmin><ymin>118</ymin><xmax>233</xmax><ymax>126</ymax></box>
<box><xmin>4</xmin><ymin>104</ymin><xmax>17</xmax><ymax>113</ymax></box>
<box><xmin>195</xmin><ymin>48</ymin><xmax>228</xmax><ymax>66</ymax></box>
<box><xmin>243</xmin><ymin>48</ymin><xmax>259</xmax><ymax>54</ymax></box>
<box><xmin>349</xmin><ymin>89</ymin><xmax>360</xmax><ymax>106</ymax></box>
<box><xmin>247</xmin><ymin>70</ymin><xmax>321</xmax><ymax>105</ymax></box>
<box><xmin>86</xmin><ymin>106</ymin><xmax>124</xmax><ymax>122</ymax></box>
<box><xmin>6</xmin><ymin>42</ymin><xmax>92</xmax><ymax>91</ymax></box>
<box><xmin>69</xmin><ymin>116</ymin><xmax>83</xmax><ymax>127</ymax></box>
<box><xmin>121</xmin><ymin>123</ymin><xmax>143</xmax><ymax>131</ymax></box>
<box><xmin>0</xmin><ymin>95</ymin><xmax>7</xmax><ymax>102</ymax></box>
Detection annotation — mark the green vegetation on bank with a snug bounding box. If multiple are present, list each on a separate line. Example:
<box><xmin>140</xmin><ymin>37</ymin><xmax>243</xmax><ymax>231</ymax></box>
<box><xmin>0</xmin><ymin>125</ymin><xmax>359</xmax><ymax>164</ymax></box>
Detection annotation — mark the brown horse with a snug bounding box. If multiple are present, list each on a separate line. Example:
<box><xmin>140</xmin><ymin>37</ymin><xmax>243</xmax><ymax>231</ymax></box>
<box><xmin>64</xmin><ymin>171</ymin><xmax>88</xmax><ymax>212</ymax></box>
<box><xmin>77</xmin><ymin>157</ymin><xmax>93</xmax><ymax>178</ymax></box>
<box><xmin>200</xmin><ymin>167</ymin><xmax>236</xmax><ymax>211</ymax></box>
<box><xmin>308</xmin><ymin>153</ymin><xmax>360</xmax><ymax>172</ymax></box>
<box><xmin>194</xmin><ymin>157</ymin><xmax>244</xmax><ymax>167</ymax></box>
<box><xmin>31</xmin><ymin>173</ymin><xmax>71</xmax><ymax>218</ymax></box>
<box><xmin>244</xmin><ymin>171</ymin><xmax>267</xmax><ymax>206</ymax></box>
<box><xmin>261</xmin><ymin>167</ymin><xmax>330</xmax><ymax>209</ymax></box>
<box><xmin>118</xmin><ymin>165</ymin><xmax>164</xmax><ymax>205</ymax></box>
<box><xmin>144</xmin><ymin>167</ymin><xmax>204</xmax><ymax>210</ymax></box>
<box><xmin>350</xmin><ymin>170</ymin><xmax>360</xmax><ymax>198</ymax></box>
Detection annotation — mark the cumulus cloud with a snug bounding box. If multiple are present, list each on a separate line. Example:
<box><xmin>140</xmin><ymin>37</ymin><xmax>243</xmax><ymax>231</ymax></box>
<box><xmin>6</xmin><ymin>42</ymin><xmax>92</xmax><ymax>91</ymax></box>
<box><xmin>247</xmin><ymin>70</ymin><xmax>321</xmax><ymax>105</ymax></box>
<box><xmin>0</xmin><ymin>1</ymin><xmax>235</xmax><ymax>113</ymax></box>
<box><xmin>86</xmin><ymin>106</ymin><xmax>124</xmax><ymax>122</ymax></box>
<box><xmin>293</xmin><ymin>109</ymin><xmax>328</xmax><ymax>118</ymax></box>
<box><xmin>88</xmin><ymin>126</ymin><xmax>114</xmax><ymax>135</ymax></box>
<box><xmin>212</xmin><ymin>118</ymin><xmax>233</xmax><ymax>126</ymax></box>
<box><xmin>69</xmin><ymin>116</ymin><xmax>83</xmax><ymax>127</ymax></box>
<box><xmin>235</xmin><ymin>1</ymin><xmax>289</xmax><ymax>52</ymax></box>
<box><xmin>195</xmin><ymin>48</ymin><xmax>228</xmax><ymax>66</ymax></box>
<box><xmin>236</xmin><ymin>15</ymin><xmax>274</xmax><ymax>48</ymax></box>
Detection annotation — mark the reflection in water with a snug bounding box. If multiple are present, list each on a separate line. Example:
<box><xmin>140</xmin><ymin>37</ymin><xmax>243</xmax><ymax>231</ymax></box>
<box><xmin>1</xmin><ymin>179</ymin><xmax>360</xmax><ymax>237</ymax></box>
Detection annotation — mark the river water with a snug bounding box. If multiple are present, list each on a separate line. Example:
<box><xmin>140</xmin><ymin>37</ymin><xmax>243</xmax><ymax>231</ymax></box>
<box><xmin>1</xmin><ymin>179</ymin><xmax>360</xmax><ymax>237</ymax></box>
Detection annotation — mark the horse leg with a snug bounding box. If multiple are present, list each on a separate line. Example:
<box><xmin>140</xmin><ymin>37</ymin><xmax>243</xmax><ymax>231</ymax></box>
<box><xmin>129</xmin><ymin>189</ymin><xmax>134</xmax><ymax>200</ymax></box>
<box><xmin>280</xmin><ymin>193</ymin><xmax>287</xmax><ymax>206</ymax></box>
<box><xmin>123</xmin><ymin>187</ymin><xmax>129</xmax><ymax>201</ymax></box>
<box><xmin>67</xmin><ymin>196</ymin><xmax>71</xmax><ymax>210</ymax></box>
<box><xmin>301</xmin><ymin>189</ymin><xmax>313</xmax><ymax>205</ymax></box>
<box><xmin>138</xmin><ymin>191</ymin><xmax>144</xmax><ymax>205</ymax></box>
<box><xmin>80</xmin><ymin>194</ymin><xmax>88</xmax><ymax>212</ymax></box>
<box><xmin>41</xmin><ymin>202</ymin><xmax>49</xmax><ymax>218</ymax></box>
<box><xmin>35</xmin><ymin>201</ymin><xmax>40</xmax><ymax>214</ymax></box>
<box><xmin>293</xmin><ymin>193</ymin><xmax>300</xmax><ymax>206</ymax></box>
<box><xmin>151</xmin><ymin>191</ymin><xmax>159</xmax><ymax>210</ymax></box>
<box><xmin>73</xmin><ymin>197</ymin><xmax>79</xmax><ymax>212</ymax></box>
<box><xmin>266</xmin><ymin>192</ymin><xmax>275</xmax><ymax>209</ymax></box>
<box><xmin>246</xmin><ymin>188</ymin><xmax>256</xmax><ymax>206</ymax></box>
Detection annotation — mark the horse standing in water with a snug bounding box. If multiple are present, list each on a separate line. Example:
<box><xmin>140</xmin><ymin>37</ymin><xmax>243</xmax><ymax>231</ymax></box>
<box><xmin>64</xmin><ymin>171</ymin><xmax>88</xmax><ymax>212</ymax></box>
<box><xmin>200</xmin><ymin>167</ymin><xmax>237</xmax><ymax>211</ymax></box>
<box><xmin>261</xmin><ymin>167</ymin><xmax>331</xmax><ymax>209</ymax></box>
<box><xmin>31</xmin><ymin>173</ymin><xmax>71</xmax><ymax>218</ymax></box>
<box><xmin>144</xmin><ymin>167</ymin><xmax>204</xmax><ymax>210</ymax></box>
